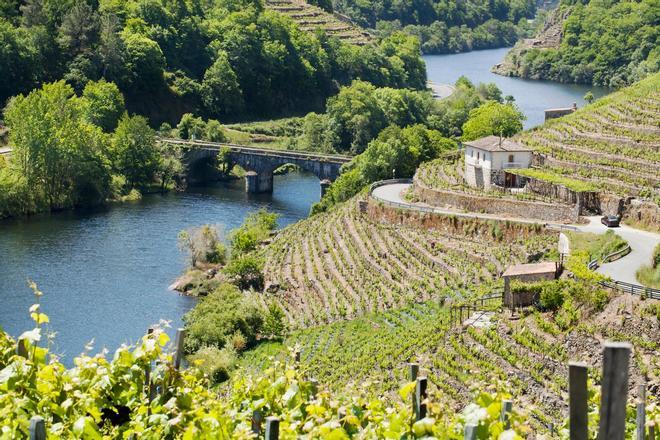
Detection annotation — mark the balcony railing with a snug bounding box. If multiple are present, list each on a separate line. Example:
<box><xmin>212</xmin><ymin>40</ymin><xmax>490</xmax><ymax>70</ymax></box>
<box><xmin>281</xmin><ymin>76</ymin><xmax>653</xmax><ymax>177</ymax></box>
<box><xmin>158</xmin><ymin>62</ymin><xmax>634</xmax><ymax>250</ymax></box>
<box><xmin>502</xmin><ymin>162</ymin><xmax>527</xmax><ymax>169</ymax></box>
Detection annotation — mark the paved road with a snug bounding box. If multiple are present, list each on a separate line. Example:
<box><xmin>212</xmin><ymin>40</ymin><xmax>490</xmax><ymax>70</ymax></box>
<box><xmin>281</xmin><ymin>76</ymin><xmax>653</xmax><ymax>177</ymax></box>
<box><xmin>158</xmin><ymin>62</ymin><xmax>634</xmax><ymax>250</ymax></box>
<box><xmin>578</xmin><ymin>216</ymin><xmax>659</xmax><ymax>284</ymax></box>
<box><xmin>427</xmin><ymin>81</ymin><xmax>456</xmax><ymax>100</ymax></box>
<box><xmin>372</xmin><ymin>183</ymin><xmax>660</xmax><ymax>284</ymax></box>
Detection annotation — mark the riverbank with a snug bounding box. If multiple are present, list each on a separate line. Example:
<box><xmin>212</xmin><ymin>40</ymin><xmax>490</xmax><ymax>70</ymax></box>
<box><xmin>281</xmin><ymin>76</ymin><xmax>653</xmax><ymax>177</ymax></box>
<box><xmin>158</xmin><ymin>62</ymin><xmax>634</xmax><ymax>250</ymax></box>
<box><xmin>0</xmin><ymin>172</ymin><xmax>320</xmax><ymax>363</ymax></box>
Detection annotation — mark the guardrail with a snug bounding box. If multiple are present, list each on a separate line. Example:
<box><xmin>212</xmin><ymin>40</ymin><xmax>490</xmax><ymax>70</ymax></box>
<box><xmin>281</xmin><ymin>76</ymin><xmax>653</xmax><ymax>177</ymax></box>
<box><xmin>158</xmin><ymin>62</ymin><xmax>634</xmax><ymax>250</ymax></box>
<box><xmin>601</xmin><ymin>245</ymin><xmax>631</xmax><ymax>264</ymax></box>
<box><xmin>544</xmin><ymin>223</ymin><xmax>579</xmax><ymax>232</ymax></box>
<box><xmin>600</xmin><ymin>280</ymin><xmax>660</xmax><ymax>300</ymax></box>
<box><xmin>584</xmin><ymin>247</ymin><xmax>659</xmax><ymax>299</ymax></box>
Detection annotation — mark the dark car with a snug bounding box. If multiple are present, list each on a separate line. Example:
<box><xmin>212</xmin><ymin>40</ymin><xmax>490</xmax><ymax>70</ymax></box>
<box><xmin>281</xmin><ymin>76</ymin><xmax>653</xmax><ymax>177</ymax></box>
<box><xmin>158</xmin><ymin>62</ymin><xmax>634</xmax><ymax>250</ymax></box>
<box><xmin>601</xmin><ymin>215</ymin><xmax>620</xmax><ymax>227</ymax></box>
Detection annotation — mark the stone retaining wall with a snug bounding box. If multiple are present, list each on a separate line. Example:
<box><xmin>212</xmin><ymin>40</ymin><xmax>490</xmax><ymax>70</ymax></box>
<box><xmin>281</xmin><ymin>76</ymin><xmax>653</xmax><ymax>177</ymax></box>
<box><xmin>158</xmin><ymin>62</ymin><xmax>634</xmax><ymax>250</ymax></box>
<box><xmin>365</xmin><ymin>199</ymin><xmax>554</xmax><ymax>242</ymax></box>
<box><xmin>525</xmin><ymin>177</ymin><xmax>600</xmax><ymax>214</ymax></box>
<box><xmin>412</xmin><ymin>178</ymin><xmax>578</xmax><ymax>223</ymax></box>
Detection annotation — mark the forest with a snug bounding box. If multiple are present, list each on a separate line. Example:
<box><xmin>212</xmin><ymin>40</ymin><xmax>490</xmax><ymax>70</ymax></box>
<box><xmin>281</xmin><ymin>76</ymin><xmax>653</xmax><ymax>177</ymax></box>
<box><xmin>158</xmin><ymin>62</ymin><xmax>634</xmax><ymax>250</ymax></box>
<box><xmin>0</xmin><ymin>0</ymin><xmax>425</xmax><ymax>124</ymax></box>
<box><xmin>331</xmin><ymin>0</ymin><xmax>538</xmax><ymax>53</ymax></box>
<box><xmin>499</xmin><ymin>0</ymin><xmax>659</xmax><ymax>87</ymax></box>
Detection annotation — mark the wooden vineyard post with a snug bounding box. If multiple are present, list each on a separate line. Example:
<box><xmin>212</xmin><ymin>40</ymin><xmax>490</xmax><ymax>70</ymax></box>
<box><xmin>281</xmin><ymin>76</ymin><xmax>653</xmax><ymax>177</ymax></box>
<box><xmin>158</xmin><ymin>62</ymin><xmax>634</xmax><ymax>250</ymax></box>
<box><xmin>569</xmin><ymin>362</ymin><xmax>589</xmax><ymax>440</ymax></box>
<box><xmin>251</xmin><ymin>409</ymin><xmax>263</xmax><ymax>435</ymax></box>
<box><xmin>598</xmin><ymin>342</ymin><xmax>631</xmax><ymax>440</ymax></box>
<box><xmin>501</xmin><ymin>400</ymin><xmax>512</xmax><ymax>429</ymax></box>
<box><xmin>265</xmin><ymin>417</ymin><xmax>280</xmax><ymax>440</ymax></box>
<box><xmin>16</xmin><ymin>337</ymin><xmax>28</xmax><ymax>358</ymax></box>
<box><xmin>464</xmin><ymin>423</ymin><xmax>477</xmax><ymax>440</ymax></box>
<box><xmin>408</xmin><ymin>362</ymin><xmax>419</xmax><ymax>381</ymax></box>
<box><xmin>648</xmin><ymin>422</ymin><xmax>656</xmax><ymax>440</ymax></box>
<box><xmin>29</xmin><ymin>416</ymin><xmax>46</xmax><ymax>440</ymax></box>
<box><xmin>310</xmin><ymin>378</ymin><xmax>319</xmax><ymax>397</ymax></box>
<box><xmin>173</xmin><ymin>328</ymin><xmax>186</xmax><ymax>370</ymax></box>
<box><xmin>637</xmin><ymin>384</ymin><xmax>646</xmax><ymax>440</ymax></box>
<box><xmin>414</xmin><ymin>377</ymin><xmax>428</xmax><ymax>421</ymax></box>
<box><xmin>295</xmin><ymin>350</ymin><xmax>301</xmax><ymax>363</ymax></box>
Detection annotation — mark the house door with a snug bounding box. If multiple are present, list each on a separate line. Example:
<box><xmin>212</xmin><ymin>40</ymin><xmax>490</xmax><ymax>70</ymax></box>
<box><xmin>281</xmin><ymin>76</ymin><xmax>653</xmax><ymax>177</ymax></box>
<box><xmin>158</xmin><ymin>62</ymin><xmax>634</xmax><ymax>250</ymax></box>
<box><xmin>505</xmin><ymin>173</ymin><xmax>516</xmax><ymax>188</ymax></box>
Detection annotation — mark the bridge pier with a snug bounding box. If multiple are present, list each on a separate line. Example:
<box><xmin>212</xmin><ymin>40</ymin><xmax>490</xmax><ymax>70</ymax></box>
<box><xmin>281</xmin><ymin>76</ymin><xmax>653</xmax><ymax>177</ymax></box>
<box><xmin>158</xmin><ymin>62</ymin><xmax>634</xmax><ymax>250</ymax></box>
<box><xmin>245</xmin><ymin>171</ymin><xmax>274</xmax><ymax>194</ymax></box>
<box><xmin>320</xmin><ymin>179</ymin><xmax>332</xmax><ymax>198</ymax></box>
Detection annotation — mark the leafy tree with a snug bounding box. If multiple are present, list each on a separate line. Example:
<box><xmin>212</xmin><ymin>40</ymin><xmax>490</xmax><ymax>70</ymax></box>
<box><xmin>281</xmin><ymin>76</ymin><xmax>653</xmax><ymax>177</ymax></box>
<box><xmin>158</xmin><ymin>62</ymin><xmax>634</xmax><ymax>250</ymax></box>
<box><xmin>156</xmin><ymin>142</ymin><xmax>185</xmax><ymax>192</ymax></box>
<box><xmin>202</xmin><ymin>52</ymin><xmax>244</xmax><ymax>117</ymax></box>
<box><xmin>583</xmin><ymin>91</ymin><xmax>594</xmax><ymax>104</ymax></box>
<box><xmin>120</xmin><ymin>31</ymin><xmax>165</xmax><ymax>92</ymax></box>
<box><xmin>110</xmin><ymin>113</ymin><xmax>159</xmax><ymax>188</ymax></box>
<box><xmin>4</xmin><ymin>81</ymin><xmax>111</xmax><ymax>210</ymax></box>
<box><xmin>81</xmin><ymin>79</ymin><xmax>125</xmax><ymax>132</ymax></box>
<box><xmin>178</xmin><ymin>224</ymin><xmax>227</xmax><ymax>267</ymax></box>
<box><xmin>177</xmin><ymin>113</ymin><xmax>206</xmax><ymax>140</ymax></box>
<box><xmin>205</xmin><ymin>119</ymin><xmax>227</xmax><ymax>142</ymax></box>
<box><xmin>461</xmin><ymin>101</ymin><xmax>525</xmax><ymax>141</ymax></box>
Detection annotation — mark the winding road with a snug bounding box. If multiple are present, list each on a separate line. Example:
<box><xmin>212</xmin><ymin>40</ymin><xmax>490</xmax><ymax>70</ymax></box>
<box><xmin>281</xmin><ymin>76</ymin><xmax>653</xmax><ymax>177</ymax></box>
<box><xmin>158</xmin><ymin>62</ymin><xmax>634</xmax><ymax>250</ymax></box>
<box><xmin>372</xmin><ymin>182</ymin><xmax>660</xmax><ymax>285</ymax></box>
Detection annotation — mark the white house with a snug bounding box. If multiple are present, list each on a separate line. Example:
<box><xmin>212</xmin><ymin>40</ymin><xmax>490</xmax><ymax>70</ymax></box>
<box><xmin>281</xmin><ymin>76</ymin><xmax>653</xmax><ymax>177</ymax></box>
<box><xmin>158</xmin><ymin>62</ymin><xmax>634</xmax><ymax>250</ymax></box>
<box><xmin>463</xmin><ymin>136</ymin><xmax>532</xmax><ymax>189</ymax></box>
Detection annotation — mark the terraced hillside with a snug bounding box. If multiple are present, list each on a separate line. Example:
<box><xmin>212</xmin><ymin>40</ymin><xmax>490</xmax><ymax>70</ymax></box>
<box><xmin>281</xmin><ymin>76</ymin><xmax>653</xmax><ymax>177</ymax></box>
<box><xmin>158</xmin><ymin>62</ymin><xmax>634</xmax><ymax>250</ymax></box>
<box><xmin>258</xmin><ymin>198</ymin><xmax>557</xmax><ymax>327</ymax></box>
<box><xmin>243</xmin><ymin>289</ymin><xmax>659</xmax><ymax>432</ymax></box>
<box><xmin>266</xmin><ymin>0</ymin><xmax>372</xmax><ymax>46</ymax></box>
<box><xmin>517</xmin><ymin>73</ymin><xmax>660</xmax><ymax>202</ymax></box>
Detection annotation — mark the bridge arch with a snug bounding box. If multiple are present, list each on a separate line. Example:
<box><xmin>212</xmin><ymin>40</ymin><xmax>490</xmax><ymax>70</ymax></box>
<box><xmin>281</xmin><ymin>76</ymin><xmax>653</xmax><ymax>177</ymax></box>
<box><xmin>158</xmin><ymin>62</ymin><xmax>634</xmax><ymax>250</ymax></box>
<box><xmin>175</xmin><ymin>139</ymin><xmax>350</xmax><ymax>195</ymax></box>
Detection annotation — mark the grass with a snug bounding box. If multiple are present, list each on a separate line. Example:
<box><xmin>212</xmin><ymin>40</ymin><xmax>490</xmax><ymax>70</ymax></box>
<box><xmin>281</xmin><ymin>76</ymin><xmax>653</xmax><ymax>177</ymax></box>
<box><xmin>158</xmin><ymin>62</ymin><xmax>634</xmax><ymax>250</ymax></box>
<box><xmin>566</xmin><ymin>230</ymin><xmax>628</xmax><ymax>262</ymax></box>
<box><xmin>509</xmin><ymin>168</ymin><xmax>599</xmax><ymax>192</ymax></box>
<box><xmin>636</xmin><ymin>244</ymin><xmax>660</xmax><ymax>289</ymax></box>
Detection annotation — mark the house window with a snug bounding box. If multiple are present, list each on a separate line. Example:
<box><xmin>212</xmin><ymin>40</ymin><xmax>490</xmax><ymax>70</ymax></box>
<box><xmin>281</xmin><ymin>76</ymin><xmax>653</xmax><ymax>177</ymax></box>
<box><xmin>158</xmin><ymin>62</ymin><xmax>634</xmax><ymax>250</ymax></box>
<box><xmin>477</xmin><ymin>152</ymin><xmax>480</xmax><ymax>160</ymax></box>
<box><xmin>508</xmin><ymin>154</ymin><xmax>515</xmax><ymax>163</ymax></box>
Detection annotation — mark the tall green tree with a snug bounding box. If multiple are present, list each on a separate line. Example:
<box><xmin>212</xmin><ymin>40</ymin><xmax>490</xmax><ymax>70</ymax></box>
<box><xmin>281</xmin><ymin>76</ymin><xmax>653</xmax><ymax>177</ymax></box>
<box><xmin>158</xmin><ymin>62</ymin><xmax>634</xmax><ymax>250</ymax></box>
<box><xmin>4</xmin><ymin>80</ymin><xmax>110</xmax><ymax>209</ymax></box>
<box><xmin>111</xmin><ymin>114</ymin><xmax>159</xmax><ymax>188</ymax></box>
<box><xmin>461</xmin><ymin>101</ymin><xmax>525</xmax><ymax>141</ymax></box>
<box><xmin>81</xmin><ymin>79</ymin><xmax>125</xmax><ymax>132</ymax></box>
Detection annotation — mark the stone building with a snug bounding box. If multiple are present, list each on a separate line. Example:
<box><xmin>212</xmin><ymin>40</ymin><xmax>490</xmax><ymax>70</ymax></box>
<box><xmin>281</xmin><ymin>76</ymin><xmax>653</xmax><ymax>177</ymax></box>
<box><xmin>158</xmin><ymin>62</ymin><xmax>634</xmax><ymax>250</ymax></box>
<box><xmin>463</xmin><ymin>136</ymin><xmax>533</xmax><ymax>189</ymax></box>
<box><xmin>502</xmin><ymin>262</ymin><xmax>559</xmax><ymax>308</ymax></box>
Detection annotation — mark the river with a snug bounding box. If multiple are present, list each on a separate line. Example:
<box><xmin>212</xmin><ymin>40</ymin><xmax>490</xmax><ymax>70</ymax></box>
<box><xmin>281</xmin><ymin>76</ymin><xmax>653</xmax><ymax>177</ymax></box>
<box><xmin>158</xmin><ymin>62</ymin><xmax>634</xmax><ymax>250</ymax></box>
<box><xmin>424</xmin><ymin>47</ymin><xmax>610</xmax><ymax>128</ymax></box>
<box><xmin>0</xmin><ymin>173</ymin><xmax>320</xmax><ymax>362</ymax></box>
<box><xmin>1</xmin><ymin>47</ymin><xmax>615</xmax><ymax>362</ymax></box>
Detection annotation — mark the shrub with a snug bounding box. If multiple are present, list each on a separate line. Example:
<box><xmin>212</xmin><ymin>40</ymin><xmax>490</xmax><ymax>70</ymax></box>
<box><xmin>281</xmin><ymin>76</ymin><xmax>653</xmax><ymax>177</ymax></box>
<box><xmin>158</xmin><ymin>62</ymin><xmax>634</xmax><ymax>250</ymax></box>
<box><xmin>225</xmin><ymin>254</ymin><xmax>265</xmax><ymax>291</ymax></box>
<box><xmin>188</xmin><ymin>346</ymin><xmax>237</xmax><ymax>383</ymax></box>
<box><xmin>183</xmin><ymin>283</ymin><xmax>264</xmax><ymax>354</ymax></box>
<box><xmin>178</xmin><ymin>225</ymin><xmax>227</xmax><ymax>267</ymax></box>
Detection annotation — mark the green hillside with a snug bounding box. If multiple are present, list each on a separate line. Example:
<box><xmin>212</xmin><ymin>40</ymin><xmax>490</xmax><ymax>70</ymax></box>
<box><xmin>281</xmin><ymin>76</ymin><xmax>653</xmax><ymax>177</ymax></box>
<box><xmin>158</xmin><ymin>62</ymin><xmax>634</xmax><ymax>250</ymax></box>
<box><xmin>495</xmin><ymin>0</ymin><xmax>658</xmax><ymax>87</ymax></box>
<box><xmin>517</xmin><ymin>73</ymin><xmax>660</xmax><ymax>203</ymax></box>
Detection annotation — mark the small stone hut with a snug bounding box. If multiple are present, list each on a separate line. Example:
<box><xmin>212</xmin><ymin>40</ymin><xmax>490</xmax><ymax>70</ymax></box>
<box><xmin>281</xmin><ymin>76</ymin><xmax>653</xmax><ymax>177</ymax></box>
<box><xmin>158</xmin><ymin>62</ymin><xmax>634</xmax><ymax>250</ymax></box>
<box><xmin>502</xmin><ymin>262</ymin><xmax>559</xmax><ymax>308</ymax></box>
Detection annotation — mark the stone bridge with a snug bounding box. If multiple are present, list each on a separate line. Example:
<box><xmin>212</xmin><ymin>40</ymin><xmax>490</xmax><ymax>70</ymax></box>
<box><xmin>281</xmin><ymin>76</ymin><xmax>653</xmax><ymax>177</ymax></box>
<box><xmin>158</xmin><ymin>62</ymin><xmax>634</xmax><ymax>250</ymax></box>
<box><xmin>163</xmin><ymin>139</ymin><xmax>352</xmax><ymax>194</ymax></box>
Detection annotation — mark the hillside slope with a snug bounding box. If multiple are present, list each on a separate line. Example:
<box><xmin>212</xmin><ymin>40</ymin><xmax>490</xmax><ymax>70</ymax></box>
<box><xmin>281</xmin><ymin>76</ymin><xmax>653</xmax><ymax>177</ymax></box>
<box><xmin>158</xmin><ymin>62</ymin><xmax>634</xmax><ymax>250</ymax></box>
<box><xmin>258</xmin><ymin>197</ymin><xmax>557</xmax><ymax>328</ymax></box>
<box><xmin>266</xmin><ymin>0</ymin><xmax>372</xmax><ymax>46</ymax></box>
<box><xmin>243</xmin><ymin>287</ymin><xmax>659</xmax><ymax>433</ymax></box>
<box><xmin>494</xmin><ymin>0</ymin><xmax>658</xmax><ymax>87</ymax></box>
<box><xmin>517</xmin><ymin>74</ymin><xmax>660</xmax><ymax>205</ymax></box>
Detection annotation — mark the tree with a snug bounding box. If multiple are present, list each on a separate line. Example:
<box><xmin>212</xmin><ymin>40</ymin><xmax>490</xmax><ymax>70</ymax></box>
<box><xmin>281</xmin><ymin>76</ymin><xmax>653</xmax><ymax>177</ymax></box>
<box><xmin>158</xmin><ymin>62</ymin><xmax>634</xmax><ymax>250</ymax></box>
<box><xmin>57</xmin><ymin>2</ymin><xmax>98</xmax><ymax>55</ymax></box>
<box><xmin>111</xmin><ymin>114</ymin><xmax>159</xmax><ymax>188</ymax></box>
<box><xmin>120</xmin><ymin>31</ymin><xmax>165</xmax><ymax>92</ymax></box>
<box><xmin>178</xmin><ymin>224</ymin><xmax>227</xmax><ymax>267</ymax></box>
<box><xmin>205</xmin><ymin>119</ymin><xmax>227</xmax><ymax>142</ymax></box>
<box><xmin>157</xmin><ymin>142</ymin><xmax>185</xmax><ymax>192</ymax></box>
<box><xmin>201</xmin><ymin>52</ymin><xmax>244</xmax><ymax>117</ymax></box>
<box><xmin>461</xmin><ymin>101</ymin><xmax>525</xmax><ymax>141</ymax></box>
<box><xmin>5</xmin><ymin>81</ymin><xmax>111</xmax><ymax>210</ymax></box>
<box><xmin>81</xmin><ymin>79</ymin><xmax>125</xmax><ymax>132</ymax></box>
<box><xmin>177</xmin><ymin>113</ymin><xmax>205</xmax><ymax>140</ymax></box>
<box><xmin>583</xmin><ymin>90</ymin><xmax>594</xmax><ymax>104</ymax></box>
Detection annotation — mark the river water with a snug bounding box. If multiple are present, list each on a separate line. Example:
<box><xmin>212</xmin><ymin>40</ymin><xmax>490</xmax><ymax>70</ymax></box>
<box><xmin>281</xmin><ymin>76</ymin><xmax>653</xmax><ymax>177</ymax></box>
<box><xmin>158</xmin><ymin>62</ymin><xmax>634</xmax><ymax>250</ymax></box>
<box><xmin>1</xmin><ymin>47</ymin><xmax>614</xmax><ymax>362</ymax></box>
<box><xmin>424</xmin><ymin>48</ymin><xmax>610</xmax><ymax>128</ymax></box>
<box><xmin>0</xmin><ymin>174</ymin><xmax>320</xmax><ymax>362</ymax></box>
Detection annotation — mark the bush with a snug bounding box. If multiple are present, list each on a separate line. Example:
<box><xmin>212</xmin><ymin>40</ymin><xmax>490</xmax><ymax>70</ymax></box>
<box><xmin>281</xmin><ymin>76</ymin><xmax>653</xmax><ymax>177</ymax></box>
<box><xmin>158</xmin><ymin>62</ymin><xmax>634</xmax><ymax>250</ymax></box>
<box><xmin>188</xmin><ymin>346</ymin><xmax>237</xmax><ymax>383</ymax></box>
<box><xmin>229</xmin><ymin>209</ymin><xmax>279</xmax><ymax>257</ymax></box>
<box><xmin>225</xmin><ymin>254</ymin><xmax>265</xmax><ymax>291</ymax></box>
<box><xmin>183</xmin><ymin>283</ymin><xmax>264</xmax><ymax>354</ymax></box>
<box><xmin>178</xmin><ymin>225</ymin><xmax>227</xmax><ymax>267</ymax></box>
